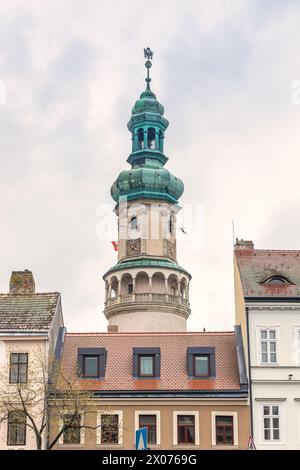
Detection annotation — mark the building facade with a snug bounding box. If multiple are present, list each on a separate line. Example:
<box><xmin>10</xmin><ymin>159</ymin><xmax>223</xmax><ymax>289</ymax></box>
<box><xmin>49</xmin><ymin>50</ymin><xmax>250</xmax><ymax>451</ymax></box>
<box><xmin>0</xmin><ymin>270</ymin><xmax>65</xmax><ymax>450</ymax></box>
<box><xmin>50</xmin><ymin>329</ymin><xmax>249</xmax><ymax>450</ymax></box>
<box><xmin>234</xmin><ymin>240</ymin><xmax>300</xmax><ymax>449</ymax></box>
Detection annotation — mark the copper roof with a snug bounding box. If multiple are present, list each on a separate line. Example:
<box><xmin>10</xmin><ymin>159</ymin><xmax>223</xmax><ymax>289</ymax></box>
<box><xmin>235</xmin><ymin>247</ymin><xmax>300</xmax><ymax>297</ymax></box>
<box><xmin>0</xmin><ymin>293</ymin><xmax>60</xmax><ymax>331</ymax></box>
<box><xmin>58</xmin><ymin>331</ymin><xmax>241</xmax><ymax>393</ymax></box>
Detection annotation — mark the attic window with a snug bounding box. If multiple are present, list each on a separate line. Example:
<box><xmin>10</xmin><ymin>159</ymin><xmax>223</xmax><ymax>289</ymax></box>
<box><xmin>264</xmin><ymin>276</ymin><xmax>290</xmax><ymax>285</ymax></box>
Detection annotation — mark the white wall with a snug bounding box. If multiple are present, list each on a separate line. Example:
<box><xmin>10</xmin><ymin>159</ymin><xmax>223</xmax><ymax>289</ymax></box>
<box><xmin>248</xmin><ymin>303</ymin><xmax>300</xmax><ymax>449</ymax></box>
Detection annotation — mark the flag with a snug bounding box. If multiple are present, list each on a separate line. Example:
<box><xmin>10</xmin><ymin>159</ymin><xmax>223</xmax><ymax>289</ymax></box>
<box><xmin>111</xmin><ymin>241</ymin><xmax>118</xmax><ymax>251</ymax></box>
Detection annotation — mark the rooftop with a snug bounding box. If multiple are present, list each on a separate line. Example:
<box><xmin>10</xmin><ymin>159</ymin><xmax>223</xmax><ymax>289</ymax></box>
<box><xmin>235</xmin><ymin>240</ymin><xmax>300</xmax><ymax>297</ymax></box>
<box><xmin>58</xmin><ymin>331</ymin><xmax>243</xmax><ymax>393</ymax></box>
<box><xmin>0</xmin><ymin>292</ymin><xmax>61</xmax><ymax>331</ymax></box>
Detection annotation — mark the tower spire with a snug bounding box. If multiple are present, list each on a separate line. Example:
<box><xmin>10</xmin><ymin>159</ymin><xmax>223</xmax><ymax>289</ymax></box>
<box><xmin>144</xmin><ymin>47</ymin><xmax>154</xmax><ymax>91</ymax></box>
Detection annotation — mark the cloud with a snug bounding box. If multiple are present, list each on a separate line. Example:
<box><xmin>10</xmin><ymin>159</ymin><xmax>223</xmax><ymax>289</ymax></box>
<box><xmin>0</xmin><ymin>0</ymin><xmax>300</xmax><ymax>332</ymax></box>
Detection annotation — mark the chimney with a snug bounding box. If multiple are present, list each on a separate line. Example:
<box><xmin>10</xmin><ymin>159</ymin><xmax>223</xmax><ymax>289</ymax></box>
<box><xmin>9</xmin><ymin>270</ymin><xmax>35</xmax><ymax>294</ymax></box>
<box><xmin>107</xmin><ymin>324</ymin><xmax>118</xmax><ymax>333</ymax></box>
<box><xmin>234</xmin><ymin>239</ymin><xmax>254</xmax><ymax>250</ymax></box>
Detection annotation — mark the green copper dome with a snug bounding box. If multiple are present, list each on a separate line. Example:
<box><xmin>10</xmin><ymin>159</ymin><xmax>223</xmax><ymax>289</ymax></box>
<box><xmin>111</xmin><ymin>166</ymin><xmax>184</xmax><ymax>204</ymax></box>
<box><xmin>131</xmin><ymin>89</ymin><xmax>165</xmax><ymax>116</ymax></box>
<box><xmin>111</xmin><ymin>50</ymin><xmax>184</xmax><ymax>206</ymax></box>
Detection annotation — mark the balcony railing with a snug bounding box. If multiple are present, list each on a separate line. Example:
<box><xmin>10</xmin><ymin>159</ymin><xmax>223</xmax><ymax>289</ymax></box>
<box><xmin>105</xmin><ymin>293</ymin><xmax>189</xmax><ymax>308</ymax></box>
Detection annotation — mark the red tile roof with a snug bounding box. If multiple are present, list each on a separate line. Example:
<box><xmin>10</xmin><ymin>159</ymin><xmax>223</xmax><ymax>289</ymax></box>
<box><xmin>58</xmin><ymin>331</ymin><xmax>241</xmax><ymax>392</ymax></box>
<box><xmin>235</xmin><ymin>247</ymin><xmax>300</xmax><ymax>297</ymax></box>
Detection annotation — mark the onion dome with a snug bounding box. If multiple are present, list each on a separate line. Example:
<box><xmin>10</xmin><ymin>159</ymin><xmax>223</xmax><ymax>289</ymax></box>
<box><xmin>111</xmin><ymin>166</ymin><xmax>184</xmax><ymax>204</ymax></box>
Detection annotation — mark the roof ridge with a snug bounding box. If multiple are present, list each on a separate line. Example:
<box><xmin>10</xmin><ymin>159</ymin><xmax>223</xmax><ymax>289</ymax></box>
<box><xmin>66</xmin><ymin>331</ymin><xmax>235</xmax><ymax>336</ymax></box>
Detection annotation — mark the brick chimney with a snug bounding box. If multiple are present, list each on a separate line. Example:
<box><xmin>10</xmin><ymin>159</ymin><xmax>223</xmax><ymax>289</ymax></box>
<box><xmin>234</xmin><ymin>239</ymin><xmax>254</xmax><ymax>250</ymax></box>
<box><xmin>9</xmin><ymin>270</ymin><xmax>35</xmax><ymax>294</ymax></box>
<box><xmin>107</xmin><ymin>324</ymin><xmax>118</xmax><ymax>333</ymax></box>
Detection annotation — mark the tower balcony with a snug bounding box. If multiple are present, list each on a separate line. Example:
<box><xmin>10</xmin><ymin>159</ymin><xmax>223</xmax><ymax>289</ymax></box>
<box><xmin>104</xmin><ymin>292</ymin><xmax>190</xmax><ymax>320</ymax></box>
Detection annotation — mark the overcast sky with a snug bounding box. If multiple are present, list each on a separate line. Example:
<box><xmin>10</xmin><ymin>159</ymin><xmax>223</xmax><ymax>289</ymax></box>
<box><xmin>0</xmin><ymin>0</ymin><xmax>300</xmax><ymax>332</ymax></box>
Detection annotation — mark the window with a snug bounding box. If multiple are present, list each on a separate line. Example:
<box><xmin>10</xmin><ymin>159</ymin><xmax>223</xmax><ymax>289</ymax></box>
<box><xmin>139</xmin><ymin>415</ymin><xmax>157</xmax><ymax>444</ymax></box>
<box><xmin>128</xmin><ymin>283</ymin><xmax>133</xmax><ymax>294</ymax></box>
<box><xmin>260</xmin><ymin>329</ymin><xmax>277</xmax><ymax>364</ymax></box>
<box><xmin>62</xmin><ymin>414</ymin><xmax>81</xmax><ymax>444</ymax></box>
<box><xmin>215</xmin><ymin>416</ymin><xmax>234</xmax><ymax>445</ymax></box>
<box><xmin>133</xmin><ymin>348</ymin><xmax>160</xmax><ymax>379</ymax></box>
<box><xmin>101</xmin><ymin>414</ymin><xmax>119</xmax><ymax>444</ymax></box>
<box><xmin>264</xmin><ymin>276</ymin><xmax>289</xmax><ymax>285</ymax></box>
<box><xmin>193</xmin><ymin>355</ymin><xmax>210</xmax><ymax>377</ymax></box>
<box><xmin>263</xmin><ymin>405</ymin><xmax>280</xmax><ymax>441</ymax></box>
<box><xmin>97</xmin><ymin>411</ymin><xmax>123</xmax><ymax>445</ymax></box>
<box><xmin>137</xmin><ymin>128</ymin><xmax>144</xmax><ymax>149</ymax></box>
<box><xmin>77</xmin><ymin>348</ymin><xmax>107</xmax><ymax>379</ymax></box>
<box><xmin>129</xmin><ymin>217</ymin><xmax>138</xmax><ymax>230</ymax></box>
<box><xmin>139</xmin><ymin>355</ymin><xmax>155</xmax><ymax>377</ymax></box>
<box><xmin>177</xmin><ymin>415</ymin><xmax>195</xmax><ymax>444</ymax></box>
<box><xmin>295</xmin><ymin>328</ymin><xmax>300</xmax><ymax>365</ymax></box>
<box><xmin>187</xmin><ymin>347</ymin><xmax>215</xmax><ymax>378</ymax></box>
<box><xmin>9</xmin><ymin>353</ymin><xmax>28</xmax><ymax>384</ymax></box>
<box><xmin>147</xmin><ymin>128</ymin><xmax>156</xmax><ymax>149</ymax></box>
<box><xmin>211</xmin><ymin>412</ymin><xmax>238</xmax><ymax>446</ymax></box>
<box><xmin>82</xmin><ymin>355</ymin><xmax>99</xmax><ymax>378</ymax></box>
<box><xmin>169</xmin><ymin>216</ymin><xmax>173</xmax><ymax>234</ymax></box>
<box><xmin>7</xmin><ymin>411</ymin><xmax>26</xmax><ymax>446</ymax></box>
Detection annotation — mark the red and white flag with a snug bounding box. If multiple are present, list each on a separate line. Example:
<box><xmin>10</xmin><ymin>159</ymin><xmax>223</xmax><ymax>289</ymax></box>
<box><xmin>111</xmin><ymin>241</ymin><xmax>118</xmax><ymax>252</ymax></box>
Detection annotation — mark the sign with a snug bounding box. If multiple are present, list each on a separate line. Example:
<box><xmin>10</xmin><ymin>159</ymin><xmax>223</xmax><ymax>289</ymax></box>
<box><xmin>135</xmin><ymin>427</ymin><xmax>148</xmax><ymax>450</ymax></box>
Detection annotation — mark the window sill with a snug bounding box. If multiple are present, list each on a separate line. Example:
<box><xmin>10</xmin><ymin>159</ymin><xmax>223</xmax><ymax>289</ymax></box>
<box><xmin>212</xmin><ymin>445</ymin><xmax>239</xmax><ymax>450</ymax></box>
<box><xmin>96</xmin><ymin>444</ymin><xmax>123</xmax><ymax>449</ymax></box>
<box><xmin>58</xmin><ymin>444</ymin><xmax>84</xmax><ymax>447</ymax></box>
<box><xmin>173</xmin><ymin>444</ymin><xmax>200</xmax><ymax>449</ymax></box>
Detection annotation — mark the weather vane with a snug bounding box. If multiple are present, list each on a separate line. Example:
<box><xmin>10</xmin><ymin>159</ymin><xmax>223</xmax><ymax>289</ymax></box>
<box><xmin>144</xmin><ymin>47</ymin><xmax>154</xmax><ymax>60</ymax></box>
<box><xmin>143</xmin><ymin>47</ymin><xmax>154</xmax><ymax>90</ymax></box>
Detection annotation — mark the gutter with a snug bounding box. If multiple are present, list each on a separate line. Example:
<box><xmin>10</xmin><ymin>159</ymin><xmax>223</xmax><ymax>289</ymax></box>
<box><xmin>246</xmin><ymin>306</ymin><xmax>254</xmax><ymax>437</ymax></box>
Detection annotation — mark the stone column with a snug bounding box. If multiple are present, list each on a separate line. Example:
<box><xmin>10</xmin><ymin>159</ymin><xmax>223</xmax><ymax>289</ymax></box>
<box><xmin>132</xmin><ymin>277</ymin><xmax>136</xmax><ymax>301</ymax></box>
<box><xmin>144</xmin><ymin>128</ymin><xmax>148</xmax><ymax>149</ymax></box>
<box><xmin>165</xmin><ymin>277</ymin><xmax>168</xmax><ymax>302</ymax></box>
<box><xmin>155</xmin><ymin>130</ymin><xmax>159</xmax><ymax>149</ymax></box>
<box><xmin>149</xmin><ymin>275</ymin><xmax>152</xmax><ymax>301</ymax></box>
<box><xmin>108</xmin><ymin>283</ymin><xmax>112</xmax><ymax>305</ymax></box>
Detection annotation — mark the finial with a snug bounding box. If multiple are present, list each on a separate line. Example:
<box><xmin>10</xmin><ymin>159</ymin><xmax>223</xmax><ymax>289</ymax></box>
<box><xmin>144</xmin><ymin>47</ymin><xmax>154</xmax><ymax>90</ymax></box>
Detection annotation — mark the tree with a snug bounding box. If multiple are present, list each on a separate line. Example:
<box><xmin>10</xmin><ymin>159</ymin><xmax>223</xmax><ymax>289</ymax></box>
<box><xmin>0</xmin><ymin>347</ymin><xmax>117</xmax><ymax>450</ymax></box>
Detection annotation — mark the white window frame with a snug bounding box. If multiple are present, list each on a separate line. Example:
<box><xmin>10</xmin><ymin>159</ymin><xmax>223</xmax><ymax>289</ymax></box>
<box><xmin>211</xmin><ymin>411</ymin><xmax>238</xmax><ymax>446</ymax></box>
<box><xmin>257</xmin><ymin>327</ymin><xmax>279</xmax><ymax>365</ymax></box>
<box><xmin>58</xmin><ymin>414</ymin><xmax>85</xmax><ymax>445</ymax></box>
<box><xmin>294</xmin><ymin>327</ymin><xmax>300</xmax><ymax>366</ymax></box>
<box><xmin>173</xmin><ymin>411</ymin><xmax>200</xmax><ymax>446</ymax></box>
<box><xmin>261</xmin><ymin>403</ymin><xmax>281</xmax><ymax>443</ymax></box>
<box><xmin>97</xmin><ymin>410</ymin><xmax>123</xmax><ymax>446</ymax></box>
<box><xmin>135</xmin><ymin>410</ymin><xmax>160</xmax><ymax>446</ymax></box>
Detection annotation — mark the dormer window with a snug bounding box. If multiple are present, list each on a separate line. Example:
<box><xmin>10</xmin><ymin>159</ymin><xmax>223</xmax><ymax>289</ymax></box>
<box><xmin>187</xmin><ymin>347</ymin><xmax>216</xmax><ymax>379</ymax></box>
<box><xmin>133</xmin><ymin>348</ymin><xmax>161</xmax><ymax>379</ymax></box>
<box><xmin>263</xmin><ymin>276</ymin><xmax>290</xmax><ymax>285</ymax></box>
<box><xmin>78</xmin><ymin>348</ymin><xmax>107</xmax><ymax>379</ymax></box>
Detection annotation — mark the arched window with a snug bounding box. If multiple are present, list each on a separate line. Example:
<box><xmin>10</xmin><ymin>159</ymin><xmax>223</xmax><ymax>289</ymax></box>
<box><xmin>169</xmin><ymin>216</ymin><xmax>173</xmax><ymax>234</ymax></box>
<box><xmin>264</xmin><ymin>276</ymin><xmax>290</xmax><ymax>285</ymax></box>
<box><xmin>129</xmin><ymin>217</ymin><xmax>138</xmax><ymax>230</ymax></box>
<box><xmin>137</xmin><ymin>129</ymin><xmax>144</xmax><ymax>149</ymax></box>
<box><xmin>147</xmin><ymin>128</ymin><xmax>156</xmax><ymax>149</ymax></box>
<box><xmin>158</xmin><ymin>130</ymin><xmax>163</xmax><ymax>152</ymax></box>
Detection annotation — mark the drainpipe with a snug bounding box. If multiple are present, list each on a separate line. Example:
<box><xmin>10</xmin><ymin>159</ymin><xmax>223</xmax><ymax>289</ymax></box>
<box><xmin>246</xmin><ymin>306</ymin><xmax>254</xmax><ymax>438</ymax></box>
